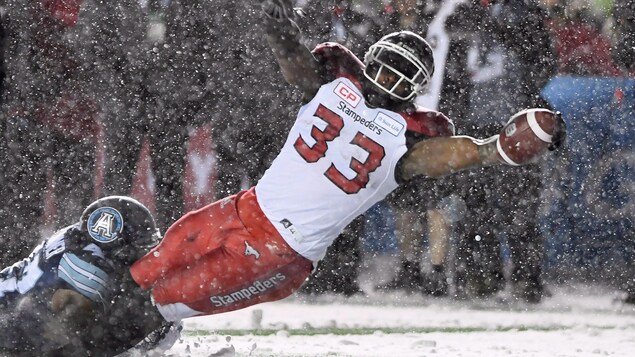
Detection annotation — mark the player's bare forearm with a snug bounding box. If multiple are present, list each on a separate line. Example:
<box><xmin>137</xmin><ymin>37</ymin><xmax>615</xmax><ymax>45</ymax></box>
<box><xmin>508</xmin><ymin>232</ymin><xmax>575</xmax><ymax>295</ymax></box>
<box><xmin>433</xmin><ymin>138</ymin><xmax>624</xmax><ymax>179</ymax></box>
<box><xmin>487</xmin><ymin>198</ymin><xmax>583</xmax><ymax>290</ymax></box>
<box><xmin>400</xmin><ymin>108</ymin><xmax>564</xmax><ymax>179</ymax></box>
<box><xmin>400</xmin><ymin>136</ymin><xmax>501</xmax><ymax>180</ymax></box>
<box><xmin>264</xmin><ymin>17</ymin><xmax>322</xmax><ymax>97</ymax></box>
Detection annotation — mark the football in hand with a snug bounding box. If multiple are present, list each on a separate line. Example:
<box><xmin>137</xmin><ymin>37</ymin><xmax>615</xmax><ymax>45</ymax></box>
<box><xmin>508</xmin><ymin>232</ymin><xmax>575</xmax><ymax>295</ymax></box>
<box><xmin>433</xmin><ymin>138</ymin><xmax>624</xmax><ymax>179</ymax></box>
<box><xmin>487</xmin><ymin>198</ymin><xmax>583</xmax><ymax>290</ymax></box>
<box><xmin>496</xmin><ymin>108</ymin><xmax>557</xmax><ymax>165</ymax></box>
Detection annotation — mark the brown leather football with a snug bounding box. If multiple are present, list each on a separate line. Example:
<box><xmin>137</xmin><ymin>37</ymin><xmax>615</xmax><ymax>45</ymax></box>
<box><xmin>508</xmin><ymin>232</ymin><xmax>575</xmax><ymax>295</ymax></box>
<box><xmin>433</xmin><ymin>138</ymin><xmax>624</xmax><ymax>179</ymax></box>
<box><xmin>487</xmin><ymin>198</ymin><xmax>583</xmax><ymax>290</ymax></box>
<box><xmin>496</xmin><ymin>108</ymin><xmax>557</xmax><ymax>165</ymax></box>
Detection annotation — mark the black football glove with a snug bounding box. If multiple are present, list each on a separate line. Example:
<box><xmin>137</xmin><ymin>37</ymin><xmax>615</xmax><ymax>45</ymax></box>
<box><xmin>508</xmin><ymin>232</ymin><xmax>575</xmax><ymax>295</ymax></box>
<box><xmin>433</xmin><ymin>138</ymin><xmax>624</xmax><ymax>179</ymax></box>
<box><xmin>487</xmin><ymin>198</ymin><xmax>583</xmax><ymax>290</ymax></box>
<box><xmin>261</xmin><ymin>0</ymin><xmax>295</xmax><ymax>20</ymax></box>
<box><xmin>548</xmin><ymin>111</ymin><xmax>566</xmax><ymax>151</ymax></box>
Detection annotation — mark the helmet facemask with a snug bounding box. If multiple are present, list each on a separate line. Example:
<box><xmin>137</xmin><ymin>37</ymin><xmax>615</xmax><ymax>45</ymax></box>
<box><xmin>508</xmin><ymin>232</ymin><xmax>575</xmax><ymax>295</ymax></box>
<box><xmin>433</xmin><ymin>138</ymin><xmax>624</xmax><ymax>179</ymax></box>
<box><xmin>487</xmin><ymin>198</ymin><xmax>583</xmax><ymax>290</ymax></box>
<box><xmin>110</xmin><ymin>227</ymin><xmax>162</xmax><ymax>264</ymax></box>
<box><xmin>363</xmin><ymin>33</ymin><xmax>433</xmax><ymax>102</ymax></box>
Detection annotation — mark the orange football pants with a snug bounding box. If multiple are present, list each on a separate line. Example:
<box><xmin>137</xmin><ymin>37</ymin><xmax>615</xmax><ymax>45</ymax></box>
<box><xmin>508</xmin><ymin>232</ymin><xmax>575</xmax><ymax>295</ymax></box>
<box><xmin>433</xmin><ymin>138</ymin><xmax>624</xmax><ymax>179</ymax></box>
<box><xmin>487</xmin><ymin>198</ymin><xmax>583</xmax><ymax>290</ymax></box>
<box><xmin>130</xmin><ymin>188</ymin><xmax>313</xmax><ymax>319</ymax></box>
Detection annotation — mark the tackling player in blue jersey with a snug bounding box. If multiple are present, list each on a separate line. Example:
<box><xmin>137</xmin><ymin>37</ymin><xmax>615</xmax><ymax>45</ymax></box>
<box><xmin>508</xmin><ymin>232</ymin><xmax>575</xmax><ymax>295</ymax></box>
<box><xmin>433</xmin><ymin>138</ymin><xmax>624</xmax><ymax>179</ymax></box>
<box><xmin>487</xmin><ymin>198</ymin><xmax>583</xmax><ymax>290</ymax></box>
<box><xmin>0</xmin><ymin>196</ymin><xmax>180</xmax><ymax>356</ymax></box>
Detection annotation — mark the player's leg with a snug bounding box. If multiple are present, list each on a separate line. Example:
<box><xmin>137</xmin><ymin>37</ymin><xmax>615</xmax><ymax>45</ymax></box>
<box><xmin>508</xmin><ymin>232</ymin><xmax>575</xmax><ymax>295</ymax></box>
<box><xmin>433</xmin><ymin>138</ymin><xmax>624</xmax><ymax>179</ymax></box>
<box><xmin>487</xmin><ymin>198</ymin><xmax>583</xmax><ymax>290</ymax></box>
<box><xmin>131</xmin><ymin>189</ymin><xmax>313</xmax><ymax>320</ymax></box>
<box><xmin>375</xmin><ymin>206</ymin><xmax>425</xmax><ymax>293</ymax></box>
<box><xmin>455</xmin><ymin>168</ymin><xmax>504</xmax><ymax>299</ymax></box>
<box><xmin>131</xmin><ymin>194</ymin><xmax>242</xmax><ymax>289</ymax></box>
<box><xmin>375</xmin><ymin>182</ymin><xmax>428</xmax><ymax>293</ymax></box>
<box><xmin>423</xmin><ymin>208</ymin><xmax>450</xmax><ymax>296</ymax></box>
<box><xmin>502</xmin><ymin>164</ymin><xmax>544</xmax><ymax>303</ymax></box>
<box><xmin>151</xmin><ymin>245</ymin><xmax>312</xmax><ymax>320</ymax></box>
<box><xmin>300</xmin><ymin>216</ymin><xmax>363</xmax><ymax>296</ymax></box>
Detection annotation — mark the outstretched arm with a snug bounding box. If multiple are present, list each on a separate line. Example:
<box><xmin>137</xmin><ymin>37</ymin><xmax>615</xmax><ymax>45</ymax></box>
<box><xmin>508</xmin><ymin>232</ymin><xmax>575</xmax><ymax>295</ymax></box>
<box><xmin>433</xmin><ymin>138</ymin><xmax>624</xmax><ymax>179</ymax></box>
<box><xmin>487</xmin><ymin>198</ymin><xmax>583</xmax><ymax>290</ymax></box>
<box><xmin>400</xmin><ymin>109</ymin><xmax>566</xmax><ymax>180</ymax></box>
<box><xmin>261</xmin><ymin>0</ymin><xmax>323</xmax><ymax>98</ymax></box>
<box><xmin>399</xmin><ymin>135</ymin><xmax>501</xmax><ymax>180</ymax></box>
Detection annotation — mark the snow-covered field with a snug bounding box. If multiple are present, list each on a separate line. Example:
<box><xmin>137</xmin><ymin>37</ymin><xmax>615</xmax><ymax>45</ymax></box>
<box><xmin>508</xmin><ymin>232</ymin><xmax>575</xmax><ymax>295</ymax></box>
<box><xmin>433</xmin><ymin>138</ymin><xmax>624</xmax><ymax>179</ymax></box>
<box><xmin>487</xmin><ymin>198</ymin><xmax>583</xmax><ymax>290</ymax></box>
<box><xmin>162</xmin><ymin>283</ymin><xmax>635</xmax><ymax>357</ymax></box>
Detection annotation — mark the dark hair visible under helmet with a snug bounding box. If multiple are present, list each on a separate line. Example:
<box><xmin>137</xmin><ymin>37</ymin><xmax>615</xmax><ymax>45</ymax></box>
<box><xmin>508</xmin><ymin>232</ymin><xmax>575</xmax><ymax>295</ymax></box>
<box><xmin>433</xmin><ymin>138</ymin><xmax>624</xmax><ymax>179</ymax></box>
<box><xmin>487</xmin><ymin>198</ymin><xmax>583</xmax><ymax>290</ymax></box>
<box><xmin>363</xmin><ymin>31</ymin><xmax>435</xmax><ymax>101</ymax></box>
<box><xmin>80</xmin><ymin>196</ymin><xmax>161</xmax><ymax>264</ymax></box>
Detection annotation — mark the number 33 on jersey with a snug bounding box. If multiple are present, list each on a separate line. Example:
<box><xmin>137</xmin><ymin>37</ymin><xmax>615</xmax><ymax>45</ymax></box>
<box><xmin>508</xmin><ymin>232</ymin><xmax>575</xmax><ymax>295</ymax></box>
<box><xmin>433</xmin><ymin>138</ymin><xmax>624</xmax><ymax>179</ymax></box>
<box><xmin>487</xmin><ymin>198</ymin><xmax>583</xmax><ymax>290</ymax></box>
<box><xmin>256</xmin><ymin>78</ymin><xmax>409</xmax><ymax>261</ymax></box>
<box><xmin>293</xmin><ymin>79</ymin><xmax>407</xmax><ymax>194</ymax></box>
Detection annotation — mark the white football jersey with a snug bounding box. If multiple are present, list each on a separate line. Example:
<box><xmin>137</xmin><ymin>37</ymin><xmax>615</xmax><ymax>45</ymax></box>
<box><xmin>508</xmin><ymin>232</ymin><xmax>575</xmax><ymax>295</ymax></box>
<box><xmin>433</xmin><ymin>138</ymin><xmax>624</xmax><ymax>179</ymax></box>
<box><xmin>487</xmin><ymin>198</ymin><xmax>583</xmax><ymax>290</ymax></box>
<box><xmin>255</xmin><ymin>78</ymin><xmax>409</xmax><ymax>261</ymax></box>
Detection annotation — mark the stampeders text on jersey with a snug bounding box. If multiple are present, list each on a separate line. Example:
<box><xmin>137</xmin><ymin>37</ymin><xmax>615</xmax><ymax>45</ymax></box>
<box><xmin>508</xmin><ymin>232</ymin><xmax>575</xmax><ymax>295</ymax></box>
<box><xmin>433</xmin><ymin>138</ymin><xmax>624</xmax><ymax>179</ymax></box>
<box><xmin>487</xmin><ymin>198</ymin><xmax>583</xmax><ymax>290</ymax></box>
<box><xmin>337</xmin><ymin>101</ymin><xmax>383</xmax><ymax>136</ymax></box>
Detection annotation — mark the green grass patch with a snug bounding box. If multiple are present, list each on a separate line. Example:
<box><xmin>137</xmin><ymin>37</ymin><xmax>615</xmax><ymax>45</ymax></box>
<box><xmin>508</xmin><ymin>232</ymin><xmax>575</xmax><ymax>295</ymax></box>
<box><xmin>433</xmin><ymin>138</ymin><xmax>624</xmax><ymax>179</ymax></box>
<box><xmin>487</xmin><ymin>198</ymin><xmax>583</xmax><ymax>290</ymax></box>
<box><xmin>185</xmin><ymin>325</ymin><xmax>570</xmax><ymax>337</ymax></box>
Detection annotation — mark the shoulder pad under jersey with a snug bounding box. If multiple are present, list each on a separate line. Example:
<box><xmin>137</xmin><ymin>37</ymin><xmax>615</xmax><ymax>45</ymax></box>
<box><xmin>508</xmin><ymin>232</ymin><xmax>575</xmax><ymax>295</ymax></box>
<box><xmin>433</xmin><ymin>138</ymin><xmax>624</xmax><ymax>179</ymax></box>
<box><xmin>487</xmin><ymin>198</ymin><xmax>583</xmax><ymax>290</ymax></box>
<box><xmin>312</xmin><ymin>42</ymin><xmax>365</xmax><ymax>88</ymax></box>
<box><xmin>400</xmin><ymin>106</ymin><xmax>455</xmax><ymax>137</ymax></box>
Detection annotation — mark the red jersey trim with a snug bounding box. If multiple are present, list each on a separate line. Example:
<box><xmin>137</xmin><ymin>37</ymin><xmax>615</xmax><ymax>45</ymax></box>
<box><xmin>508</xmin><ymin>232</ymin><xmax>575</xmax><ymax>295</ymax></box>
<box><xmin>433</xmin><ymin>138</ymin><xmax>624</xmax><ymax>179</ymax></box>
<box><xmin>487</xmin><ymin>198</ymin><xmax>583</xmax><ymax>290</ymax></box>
<box><xmin>400</xmin><ymin>108</ymin><xmax>455</xmax><ymax>137</ymax></box>
<box><xmin>312</xmin><ymin>42</ymin><xmax>364</xmax><ymax>90</ymax></box>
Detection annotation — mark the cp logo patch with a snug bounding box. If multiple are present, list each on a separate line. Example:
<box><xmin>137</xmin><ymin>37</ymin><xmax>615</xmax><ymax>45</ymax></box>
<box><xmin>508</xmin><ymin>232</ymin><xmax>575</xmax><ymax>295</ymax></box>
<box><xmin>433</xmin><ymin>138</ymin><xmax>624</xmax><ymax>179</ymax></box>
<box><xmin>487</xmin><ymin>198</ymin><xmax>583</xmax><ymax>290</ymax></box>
<box><xmin>334</xmin><ymin>82</ymin><xmax>361</xmax><ymax>107</ymax></box>
<box><xmin>87</xmin><ymin>207</ymin><xmax>124</xmax><ymax>244</ymax></box>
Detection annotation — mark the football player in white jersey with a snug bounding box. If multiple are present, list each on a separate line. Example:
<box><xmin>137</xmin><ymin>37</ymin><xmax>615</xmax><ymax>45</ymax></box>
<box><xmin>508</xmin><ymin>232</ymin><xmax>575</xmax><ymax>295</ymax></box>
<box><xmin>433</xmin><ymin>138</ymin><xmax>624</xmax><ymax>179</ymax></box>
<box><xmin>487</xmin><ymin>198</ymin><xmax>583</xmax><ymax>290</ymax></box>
<box><xmin>130</xmin><ymin>0</ymin><xmax>566</xmax><ymax>322</ymax></box>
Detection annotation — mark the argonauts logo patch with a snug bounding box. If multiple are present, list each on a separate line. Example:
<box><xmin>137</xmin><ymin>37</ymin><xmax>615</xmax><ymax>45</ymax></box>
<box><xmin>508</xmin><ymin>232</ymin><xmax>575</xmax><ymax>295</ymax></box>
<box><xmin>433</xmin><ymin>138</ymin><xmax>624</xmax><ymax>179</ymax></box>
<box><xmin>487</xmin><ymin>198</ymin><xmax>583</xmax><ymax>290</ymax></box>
<box><xmin>87</xmin><ymin>207</ymin><xmax>124</xmax><ymax>244</ymax></box>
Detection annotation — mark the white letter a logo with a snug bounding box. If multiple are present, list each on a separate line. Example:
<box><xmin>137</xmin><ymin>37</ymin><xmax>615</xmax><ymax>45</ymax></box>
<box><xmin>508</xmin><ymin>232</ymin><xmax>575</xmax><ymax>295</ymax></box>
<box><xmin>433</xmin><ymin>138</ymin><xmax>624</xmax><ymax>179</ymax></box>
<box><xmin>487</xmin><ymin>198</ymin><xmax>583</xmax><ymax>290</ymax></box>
<box><xmin>91</xmin><ymin>213</ymin><xmax>115</xmax><ymax>238</ymax></box>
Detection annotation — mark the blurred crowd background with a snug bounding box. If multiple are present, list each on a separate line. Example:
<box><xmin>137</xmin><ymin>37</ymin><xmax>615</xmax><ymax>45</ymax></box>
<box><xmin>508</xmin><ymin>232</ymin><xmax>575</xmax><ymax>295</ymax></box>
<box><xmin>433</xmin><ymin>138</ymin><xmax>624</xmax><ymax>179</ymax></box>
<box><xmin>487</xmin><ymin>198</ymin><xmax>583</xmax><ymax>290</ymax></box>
<box><xmin>0</xmin><ymin>0</ymin><xmax>633</xmax><ymax>305</ymax></box>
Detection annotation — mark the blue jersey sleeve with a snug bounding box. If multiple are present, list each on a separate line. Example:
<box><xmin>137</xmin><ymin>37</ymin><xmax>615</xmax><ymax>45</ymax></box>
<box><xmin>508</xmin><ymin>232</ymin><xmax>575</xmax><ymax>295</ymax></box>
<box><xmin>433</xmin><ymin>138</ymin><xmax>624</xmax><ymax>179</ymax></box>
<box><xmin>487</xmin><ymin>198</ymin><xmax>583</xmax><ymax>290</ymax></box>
<box><xmin>0</xmin><ymin>226</ymin><xmax>114</xmax><ymax>308</ymax></box>
<box><xmin>58</xmin><ymin>252</ymin><xmax>111</xmax><ymax>303</ymax></box>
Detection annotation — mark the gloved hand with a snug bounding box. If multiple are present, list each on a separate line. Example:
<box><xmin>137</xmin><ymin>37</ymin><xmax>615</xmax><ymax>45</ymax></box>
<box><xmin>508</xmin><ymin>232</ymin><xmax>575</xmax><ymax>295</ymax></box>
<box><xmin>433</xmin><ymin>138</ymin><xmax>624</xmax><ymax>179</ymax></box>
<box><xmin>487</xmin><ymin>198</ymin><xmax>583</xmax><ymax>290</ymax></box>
<box><xmin>130</xmin><ymin>320</ymin><xmax>183</xmax><ymax>354</ymax></box>
<box><xmin>548</xmin><ymin>111</ymin><xmax>566</xmax><ymax>151</ymax></box>
<box><xmin>261</xmin><ymin>0</ymin><xmax>295</xmax><ymax>20</ymax></box>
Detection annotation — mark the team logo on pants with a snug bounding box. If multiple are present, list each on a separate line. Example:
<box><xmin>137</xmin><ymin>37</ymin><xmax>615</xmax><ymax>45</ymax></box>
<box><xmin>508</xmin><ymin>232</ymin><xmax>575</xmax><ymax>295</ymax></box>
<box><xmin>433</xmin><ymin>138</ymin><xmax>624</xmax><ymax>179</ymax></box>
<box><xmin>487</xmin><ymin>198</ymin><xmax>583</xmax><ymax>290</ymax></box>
<box><xmin>244</xmin><ymin>241</ymin><xmax>260</xmax><ymax>260</ymax></box>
